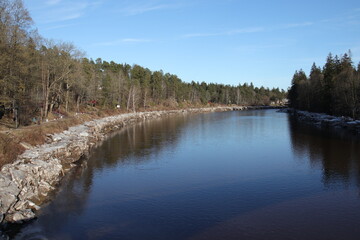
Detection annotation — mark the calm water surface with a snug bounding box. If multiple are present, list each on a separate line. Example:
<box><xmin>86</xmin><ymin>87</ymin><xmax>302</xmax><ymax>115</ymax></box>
<box><xmin>7</xmin><ymin>110</ymin><xmax>360</xmax><ymax>239</ymax></box>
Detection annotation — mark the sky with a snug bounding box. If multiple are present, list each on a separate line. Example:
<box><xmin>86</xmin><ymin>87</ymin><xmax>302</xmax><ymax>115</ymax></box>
<box><xmin>24</xmin><ymin>0</ymin><xmax>360</xmax><ymax>90</ymax></box>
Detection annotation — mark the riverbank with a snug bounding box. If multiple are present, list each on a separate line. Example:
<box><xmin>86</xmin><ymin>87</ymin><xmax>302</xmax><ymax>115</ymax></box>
<box><xmin>282</xmin><ymin>108</ymin><xmax>360</xmax><ymax>134</ymax></box>
<box><xmin>0</xmin><ymin>105</ymin><xmax>239</xmax><ymax>167</ymax></box>
<box><xmin>1</xmin><ymin>106</ymin><xmax>270</xmax><ymax>225</ymax></box>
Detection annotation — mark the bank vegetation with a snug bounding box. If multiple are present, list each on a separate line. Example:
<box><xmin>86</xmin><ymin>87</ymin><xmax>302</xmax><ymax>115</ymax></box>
<box><xmin>288</xmin><ymin>51</ymin><xmax>360</xmax><ymax>119</ymax></box>
<box><xmin>0</xmin><ymin>0</ymin><xmax>286</xmax><ymax>129</ymax></box>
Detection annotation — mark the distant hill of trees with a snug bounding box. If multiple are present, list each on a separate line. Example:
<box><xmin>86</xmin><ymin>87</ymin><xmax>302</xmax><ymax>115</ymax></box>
<box><xmin>288</xmin><ymin>51</ymin><xmax>360</xmax><ymax>119</ymax></box>
<box><xmin>0</xmin><ymin>0</ymin><xmax>286</xmax><ymax>126</ymax></box>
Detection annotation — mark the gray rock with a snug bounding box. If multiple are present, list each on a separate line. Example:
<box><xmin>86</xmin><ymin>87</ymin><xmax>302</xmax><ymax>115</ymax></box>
<box><xmin>5</xmin><ymin>209</ymin><xmax>35</xmax><ymax>223</ymax></box>
<box><xmin>79</xmin><ymin>132</ymin><xmax>89</xmax><ymax>137</ymax></box>
<box><xmin>13</xmin><ymin>200</ymin><xmax>39</xmax><ymax>211</ymax></box>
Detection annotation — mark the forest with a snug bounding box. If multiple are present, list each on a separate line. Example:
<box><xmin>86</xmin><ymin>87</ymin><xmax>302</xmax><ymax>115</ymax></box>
<box><xmin>288</xmin><ymin>51</ymin><xmax>360</xmax><ymax>119</ymax></box>
<box><xmin>0</xmin><ymin>0</ymin><xmax>286</xmax><ymax>127</ymax></box>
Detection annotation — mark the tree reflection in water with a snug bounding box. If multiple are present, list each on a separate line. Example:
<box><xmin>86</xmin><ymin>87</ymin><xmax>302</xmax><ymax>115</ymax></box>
<box><xmin>288</xmin><ymin>116</ymin><xmax>360</xmax><ymax>187</ymax></box>
<box><xmin>3</xmin><ymin>114</ymin><xmax>191</xmax><ymax>240</ymax></box>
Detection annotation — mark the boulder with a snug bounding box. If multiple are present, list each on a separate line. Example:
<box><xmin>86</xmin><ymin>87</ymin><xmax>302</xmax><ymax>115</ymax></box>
<box><xmin>5</xmin><ymin>209</ymin><xmax>35</xmax><ymax>223</ymax></box>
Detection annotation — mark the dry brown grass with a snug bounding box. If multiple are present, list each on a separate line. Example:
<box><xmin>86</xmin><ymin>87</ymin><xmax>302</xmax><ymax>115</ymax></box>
<box><xmin>0</xmin><ymin>114</ymin><xmax>90</xmax><ymax>168</ymax></box>
<box><xmin>0</xmin><ymin>105</ymin><xmax>133</xmax><ymax>168</ymax></box>
<box><xmin>0</xmin><ymin>133</ymin><xmax>25</xmax><ymax>166</ymax></box>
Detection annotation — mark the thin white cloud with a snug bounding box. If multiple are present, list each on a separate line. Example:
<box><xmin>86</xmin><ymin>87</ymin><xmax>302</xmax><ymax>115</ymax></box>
<box><xmin>319</xmin><ymin>8</ymin><xmax>360</xmax><ymax>27</ymax></box>
<box><xmin>93</xmin><ymin>38</ymin><xmax>152</xmax><ymax>46</ymax></box>
<box><xmin>227</xmin><ymin>27</ymin><xmax>266</xmax><ymax>35</ymax></box>
<box><xmin>345</xmin><ymin>9</ymin><xmax>360</xmax><ymax>26</ymax></box>
<box><xmin>183</xmin><ymin>27</ymin><xmax>265</xmax><ymax>38</ymax></box>
<box><xmin>44</xmin><ymin>23</ymin><xmax>77</xmax><ymax>31</ymax></box>
<box><xmin>346</xmin><ymin>20</ymin><xmax>360</xmax><ymax>25</ymax></box>
<box><xmin>183</xmin><ymin>32</ymin><xmax>220</xmax><ymax>38</ymax></box>
<box><xmin>53</xmin><ymin>12</ymin><xmax>83</xmax><ymax>22</ymax></box>
<box><xmin>119</xmin><ymin>1</ymin><xmax>185</xmax><ymax>16</ymax></box>
<box><xmin>122</xmin><ymin>4</ymin><xmax>173</xmax><ymax>16</ymax></box>
<box><xmin>235</xmin><ymin>37</ymin><xmax>299</xmax><ymax>53</ymax></box>
<box><xmin>122</xmin><ymin>38</ymin><xmax>151</xmax><ymax>43</ymax></box>
<box><xmin>279</xmin><ymin>22</ymin><xmax>314</xmax><ymax>29</ymax></box>
<box><xmin>34</xmin><ymin>1</ymin><xmax>103</xmax><ymax>23</ymax></box>
<box><xmin>183</xmin><ymin>22</ymin><xmax>314</xmax><ymax>39</ymax></box>
<box><xmin>46</xmin><ymin>0</ymin><xmax>61</xmax><ymax>5</ymax></box>
<box><xmin>236</xmin><ymin>43</ymin><xmax>290</xmax><ymax>52</ymax></box>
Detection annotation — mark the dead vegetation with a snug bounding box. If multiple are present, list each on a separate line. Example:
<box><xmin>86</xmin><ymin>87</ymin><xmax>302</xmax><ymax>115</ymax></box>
<box><xmin>0</xmin><ymin>133</ymin><xmax>25</xmax><ymax>166</ymax></box>
<box><xmin>0</xmin><ymin>106</ymin><xmax>125</xmax><ymax>168</ymax></box>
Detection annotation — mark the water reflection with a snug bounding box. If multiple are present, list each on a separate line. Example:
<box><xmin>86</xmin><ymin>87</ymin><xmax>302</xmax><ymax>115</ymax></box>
<box><xmin>288</xmin><ymin>116</ymin><xmax>360</xmax><ymax>187</ymax></box>
<box><xmin>2</xmin><ymin>114</ymin><xmax>193</xmax><ymax>240</ymax></box>
<box><xmin>89</xmin><ymin>114</ymin><xmax>189</xmax><ymax>167</ymax></box>
<box><xmin>3</xmin><ymin>110</ymin><xmax>360</xmax><ymax>240</ymax></box>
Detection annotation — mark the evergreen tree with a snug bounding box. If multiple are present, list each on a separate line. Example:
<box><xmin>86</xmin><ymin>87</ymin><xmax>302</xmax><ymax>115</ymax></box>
<box><xmin>289</xmin><ymin>51</ymin><xmax>360</xmax><ymax>119</ymax></box>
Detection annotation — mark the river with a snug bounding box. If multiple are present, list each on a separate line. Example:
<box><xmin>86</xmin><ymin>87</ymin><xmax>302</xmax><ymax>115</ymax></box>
<box><xmin>5</xmin><ymin>109</ymin><xmax>360</xmax><ymax>240</ymax></box>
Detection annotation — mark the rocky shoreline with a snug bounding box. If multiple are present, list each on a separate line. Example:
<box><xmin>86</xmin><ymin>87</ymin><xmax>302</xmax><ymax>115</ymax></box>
<box><xmin>281</xmin><ymin>108</ymin><xmax>360</xmax><ymax>133</ymax></box>
<box><xmin>0</xmin><ymin>106</ymin><xmax>260</xmax><ymax>225</ymax></box>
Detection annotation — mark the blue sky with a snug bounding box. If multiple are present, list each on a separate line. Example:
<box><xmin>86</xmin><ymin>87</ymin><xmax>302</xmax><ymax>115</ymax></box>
<box><xmin>24</xmin><ymin>0</ymin><xmax>360</xmax><ymax>90</ymax></box>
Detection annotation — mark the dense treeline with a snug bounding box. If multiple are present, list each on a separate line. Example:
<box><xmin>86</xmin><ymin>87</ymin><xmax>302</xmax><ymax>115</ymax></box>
<box><xmin>288</xmin><ymin>51</ymin><xmax>360</xmax><ymax>119</ymax></box>
<box><xmin>0</xmin><ymin>0</ymin><xmax>286</xmax><ymax>126</ymax></box>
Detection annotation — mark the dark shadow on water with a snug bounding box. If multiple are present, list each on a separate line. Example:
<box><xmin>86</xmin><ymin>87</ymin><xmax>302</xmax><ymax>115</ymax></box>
<box><xmin>288</xmin><ymin>115</ymin><xmax>360</xmax><ymax>188</ymax></box>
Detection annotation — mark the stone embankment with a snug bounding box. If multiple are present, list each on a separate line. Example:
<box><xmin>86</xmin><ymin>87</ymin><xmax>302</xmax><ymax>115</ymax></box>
<box><xmin>282</xmin><ymin>108</ymin><xmax>360</xmax><ymax>133</ymax></box>
<box><xmin>0</xmin><ymin>106</ymin><xmax>253</xmax><ymax>225</ymax></box>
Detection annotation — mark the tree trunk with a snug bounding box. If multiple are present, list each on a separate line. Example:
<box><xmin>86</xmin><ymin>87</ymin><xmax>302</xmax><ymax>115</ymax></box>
<box><xmin>127</xmin><ymin>87</ymin><xmax>132</xmax><ymax>111</ymax></box>
<box><xmin>42</xmin><ymin>68</ymin><xmax>50</xmax><ymax>120</ymax></box>
<box><xmin>132</xmin><ymin>87</ymin><xmax>136</xmax><ymax>112</ymax></box>
<box><xmin>76</xmin><ymin>95</ymin><xmax>81</xmax><ymax>112</ymax></box>
<box><xmin>143</xmin><ymin>89</ymin><xmax>147</xmax><ymax>108</ymax></box>
<box><xmin>49</xmin><ymin>103</ymin><xmax>54</xmax><ymax>114</ymax></box>
<box><xmin>65</xmin><ymin>83</ymin><xmax>69</xmax><ymax>112</ymax></box>
<box><xmin>236</xmin><ymin>88</ymin><xmax>241</xmax><ymax>105</ymax></box>
<box><xmin>44</xmin><ymin>92</ymin><xmax>49</xmax><ymax>119</ymax></box>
